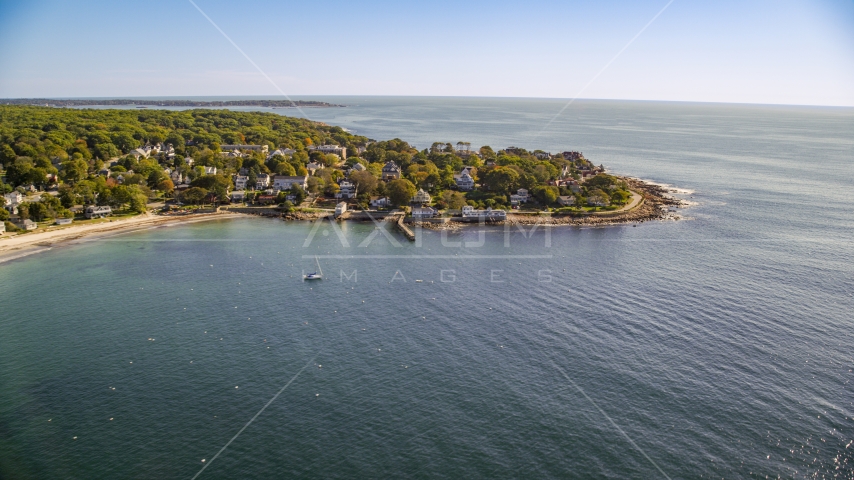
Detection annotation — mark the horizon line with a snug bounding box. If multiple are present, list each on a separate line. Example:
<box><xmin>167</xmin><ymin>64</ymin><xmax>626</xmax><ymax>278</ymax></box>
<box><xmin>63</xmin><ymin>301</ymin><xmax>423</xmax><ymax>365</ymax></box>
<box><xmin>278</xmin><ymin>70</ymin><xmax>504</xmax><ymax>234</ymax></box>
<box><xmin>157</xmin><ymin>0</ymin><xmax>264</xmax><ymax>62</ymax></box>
<box><xmin>1</xmin><ymin>95</ymin><xmax>851</xmax><ymax>109</ymax></box>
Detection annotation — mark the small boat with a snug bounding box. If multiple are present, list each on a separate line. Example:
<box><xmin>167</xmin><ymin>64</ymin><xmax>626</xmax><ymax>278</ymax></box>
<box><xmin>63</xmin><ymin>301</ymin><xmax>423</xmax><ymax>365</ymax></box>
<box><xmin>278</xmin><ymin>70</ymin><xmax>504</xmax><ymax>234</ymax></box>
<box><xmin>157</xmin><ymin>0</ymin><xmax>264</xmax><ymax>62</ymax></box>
<box><xmin>303</xmin><ymin>255</ymin><xmax>323</xmax><ymax>281</ymax></box>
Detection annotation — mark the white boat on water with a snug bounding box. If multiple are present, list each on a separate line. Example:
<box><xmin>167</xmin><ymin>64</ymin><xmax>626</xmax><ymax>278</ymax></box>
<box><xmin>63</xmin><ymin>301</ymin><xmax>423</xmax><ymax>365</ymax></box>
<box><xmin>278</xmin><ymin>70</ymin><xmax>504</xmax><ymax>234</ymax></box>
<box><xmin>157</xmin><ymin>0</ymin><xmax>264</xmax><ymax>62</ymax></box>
<box><xmin>303</xmin><ymin>256</ymin><xmax>323</xmax><ymax>281</ymax></box>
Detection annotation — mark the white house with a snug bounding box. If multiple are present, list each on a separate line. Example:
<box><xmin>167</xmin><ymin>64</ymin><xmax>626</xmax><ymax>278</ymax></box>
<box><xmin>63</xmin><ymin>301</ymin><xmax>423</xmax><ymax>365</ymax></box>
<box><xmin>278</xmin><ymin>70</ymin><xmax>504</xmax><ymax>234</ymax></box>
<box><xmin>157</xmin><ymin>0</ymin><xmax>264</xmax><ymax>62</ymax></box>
<box><xmin>370</xmin><ymin>196</ymin><xmax>389</xmax><ymax>208</ymax></box>
<box><xmin>587</xmin><ymin>194</ymin><xmax>609</xmax><ymax>207</ymax></box>
<box><xmin>350</xmin><ymin>162</ymin><xmax>366</xmax><ymax>172</ymax></box>
<box><xmin>4</xmin><ymin>192</ymin><xmax>23</xmax><ymax>208</ymax></box>
<box><xmin>336</xmin><ymin>180</ymin><xmax>356</xmax><ymax>199</ymax></box>
<box><xmin>272</xmin><ymin>175</ymin><xmax>307</xmax><ymax>191</ymax></box>
<box><xmin>306</xmin><ymin>162</ymin><xmax>322</xmax><ymax>174</ymax></box>
<box><xmin>203</xmin><ymin>166</ymin><xmax>217</xmax><ymax>175</ymax></box>
<box><xmin>558</xmin><ymin>196</ymin><xmax>576</xmax><ymax>206</ymax></box>
<box><xmin>231</xmin><ymin>191</ymin><xmax>246</xmax><ymax>202</ymax></box>
<box><xmin>335</xmin><ymin>201</ymin><xmax>347</xmax><ymax>217</ymax></box>
<box><xmin>255</xmin><ymin>173</ymin><xmax>271</xmax><ymax>189</ymax></box>
<box><xmin>461</xmin><ymin>205</ymin><xmax>506</xmax><ymax>220</ymax></box>
<box><xmin>267</xmin><ymin>148</ymin><xmax>296</xmax><ymax>159</ymax></box>
<box><xmin>55</xmin><ymin>218</ymin><xmax>73</xmax><ymax>225</ymax></box>
<box><xmin>234</xmin><ymin>175</ymin><xmax>249</xmax><ymax>190</ymax></box>
<box><xmin>84</xmin><ymin>205</ymin><xmax>112</xmax><ymax>219</ymax></box>
<box><xmin>454</xmin><ymin>171</ymin><xmax>475</xmax><ymax>191</ymax></box>
<box><xmin>510</xmin><ymin>188</ymin><xmax>529</xmax><ymax>205</ymax></box>
<box><xmin>17</xmin><ymin>219</ymin><xmax>37</xmax><ymax>230</ymax></box>
<box><xmin>411</xmin><ymin>188</ymin><xmax>432</xmax><ymax>205</ymax></box>
<box><xmin>381</xmin><ymin>161</ymin><xmax>401</xmax><ymax>180</ymax></box>
<box><xmin>222</xmin><ymin>144</ymin><xmax>269</xmax><ymax>154</ymax></box>
<box><xmin>184</xmin><ymin>157</ymin><xmax>194</xmax><ymax>166</ymax></box>
<box><xmin>412</xmin><ymin>206</ymin><xmax>437</xmax><ymax>219</ymax></box>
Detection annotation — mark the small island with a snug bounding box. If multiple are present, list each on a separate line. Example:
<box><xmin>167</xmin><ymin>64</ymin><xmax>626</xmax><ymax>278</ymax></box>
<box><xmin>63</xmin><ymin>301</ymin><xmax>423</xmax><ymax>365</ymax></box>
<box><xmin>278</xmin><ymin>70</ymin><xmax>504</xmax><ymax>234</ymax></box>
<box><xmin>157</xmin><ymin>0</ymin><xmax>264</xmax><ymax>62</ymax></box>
<box><xmin>0</xmin><ymin>106</ymin><xmax>683</xmax><ymax>253</ymax></box>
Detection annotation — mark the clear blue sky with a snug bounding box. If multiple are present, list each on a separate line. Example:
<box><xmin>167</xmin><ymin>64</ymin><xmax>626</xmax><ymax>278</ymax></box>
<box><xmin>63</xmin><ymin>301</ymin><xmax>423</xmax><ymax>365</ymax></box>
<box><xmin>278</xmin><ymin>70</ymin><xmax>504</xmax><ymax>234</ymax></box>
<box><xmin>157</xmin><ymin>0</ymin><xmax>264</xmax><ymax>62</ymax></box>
<box><xmin>0</xmin><ymin>0</ymin><xmax>852</xmax><ymax>106</ymax></box>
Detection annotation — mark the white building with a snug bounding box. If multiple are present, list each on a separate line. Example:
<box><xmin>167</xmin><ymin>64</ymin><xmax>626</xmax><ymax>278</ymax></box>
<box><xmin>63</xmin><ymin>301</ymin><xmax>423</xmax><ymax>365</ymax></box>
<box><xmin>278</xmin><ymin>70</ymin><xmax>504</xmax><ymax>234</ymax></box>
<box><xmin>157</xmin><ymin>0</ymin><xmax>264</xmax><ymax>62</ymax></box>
<box><xmin>17</xmin><ymin>219</ymin><xmax>37</xmax><ymax>230</ymax></box>
<box><xmin>461</xmin><ymin>205</ymin><xmax>506</xmax><ymax>220</ymax></box>
<box><xmin>255</xmin><ymin>173</ymin><xmax>271</xmax><ymax>189</ymax></box>
<box><xmin>203</xmin><ymin>166</ymin><xmax>217</xmax><ymax>175</ymax></box>
<box><xmin>84</xmin><ymin>205</ymin><xmax>113</xmax><ymax>219</ymax></box>
<box><xmin>222</xmin><ymin>144</ymin><xmax>269</xmax><ymax>154</ymax></box>
<box><xmin>231</xmin><ymin>191</ymin><xmax>246</xmax><ymax>202</ymax></box>
<box><xmin>510</xmin><ymin>188</ymin><xmax>529</xmax><ymax>206</ymax></box>
<box><xmin>335</xmin><ymin>201</ymin><xmax>347</xmax><ymax>217</ymax></box>
<box><xmin>4</xmin><ymin>192</ymin><xmax>23</xmax><ymax>208</ymax></box>
<box><xmin>309</xmin><ymin>144</ymin><xmax>346</xmax><ymax>159</ymax></box>
<box><xmin>411</xmin><ymin>188</ymin><xmax>432</xmax><ymax>205</ymax></box>
<box><xmin>184</xmin><ymin>157</ymin><xmax>194</xmax><ymax>166</ymax></box>
<box><xmin>306</xmin><ymin>162</ymin><xmax>322</xmax><ymax>174</ymax></box>
<box><xmin>558</xmin><ymin>196</ymin><xmax>576</xmax><ymax>206</ymax></box>
<box><xmin>412</xmin><ymin>206</ymin><xmax>437</xmax><ymax>219</ymax></box>
<box><xmin>454</xmin><ymin>172</ymin><xmax>475</xmax><ymax>191</ymax></box>
<box><xmin>272</xmin><ymin>175</ymin><xmax>308</xmax><ymax>191</ymax></box>
<box><xmin>370</xmin><ymin>197</ymin><xmax>389</xmax><ymax>208</ymax></box>
<box><xmin>234</xmin><ymin>175</ymin><xmax>249</xmax><ymax>190</ymax></box>
<box><xmin>336</xmin><ymin>180</ymin><xmax>356</xmax><ymax>199</ymax></box>
<box><xmin>267</xmin><ymin>148</ymin><xmax>296</xmax><ymax>159</ymax></box>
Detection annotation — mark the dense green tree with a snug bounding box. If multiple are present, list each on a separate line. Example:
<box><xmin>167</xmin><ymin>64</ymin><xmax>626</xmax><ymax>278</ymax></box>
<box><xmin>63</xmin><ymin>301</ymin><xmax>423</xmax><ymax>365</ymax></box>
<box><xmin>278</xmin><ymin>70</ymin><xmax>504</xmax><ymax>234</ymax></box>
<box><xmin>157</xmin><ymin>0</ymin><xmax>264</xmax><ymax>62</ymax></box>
<box><xmin>387</xmin><ymin>178</ymin><xmax>417</xmax><ymax>207</ymax></box>
<box><xmin>181</xmin><ymin>187</ymin><xmax>208</xmax><ymax>205</ymax></box>
<box><xmin>60</xmin><ymin>158</ymin><xmax>89</xmax><ymax>184</ymax></box>
<box><xmin>349</xmin><ymin>170</ymin><xmax>378</xmax><ymax>196</ymax></box>
<box><xmin>481</xmin><ymin>166</ymin><xmax>520</xmax><ymax>194</ymax></box>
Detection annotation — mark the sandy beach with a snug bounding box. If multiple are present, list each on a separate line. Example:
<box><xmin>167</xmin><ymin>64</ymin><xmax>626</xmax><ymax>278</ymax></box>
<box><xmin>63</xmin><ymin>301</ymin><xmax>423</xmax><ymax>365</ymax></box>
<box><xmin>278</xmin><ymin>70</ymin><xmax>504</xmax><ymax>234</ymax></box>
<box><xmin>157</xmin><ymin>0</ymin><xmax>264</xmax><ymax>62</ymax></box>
<box><xmin>0</xmin><ymin>212</ymin><xmax>244</xmax><ymax>264</ymax></box>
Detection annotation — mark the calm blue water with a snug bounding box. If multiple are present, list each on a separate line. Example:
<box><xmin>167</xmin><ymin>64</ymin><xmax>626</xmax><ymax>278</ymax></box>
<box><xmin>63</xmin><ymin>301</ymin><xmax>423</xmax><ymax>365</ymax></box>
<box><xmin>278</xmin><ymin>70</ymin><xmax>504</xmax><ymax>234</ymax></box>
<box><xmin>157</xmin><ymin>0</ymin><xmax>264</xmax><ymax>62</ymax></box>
<box><xmin>2</xmin><ymin>98</ymin><xmax>853</xmax><ymax>478</ymax></box>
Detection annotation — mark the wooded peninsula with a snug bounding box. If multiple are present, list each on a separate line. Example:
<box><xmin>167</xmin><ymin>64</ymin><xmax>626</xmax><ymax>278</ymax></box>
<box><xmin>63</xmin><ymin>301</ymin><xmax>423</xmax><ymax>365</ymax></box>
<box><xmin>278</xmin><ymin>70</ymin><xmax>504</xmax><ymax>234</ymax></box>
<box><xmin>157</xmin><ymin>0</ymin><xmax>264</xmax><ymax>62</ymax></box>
<box><xmin>0</xmin><ymin>105</ymin><xmax>681</xmax><ymax>236</ymax></box>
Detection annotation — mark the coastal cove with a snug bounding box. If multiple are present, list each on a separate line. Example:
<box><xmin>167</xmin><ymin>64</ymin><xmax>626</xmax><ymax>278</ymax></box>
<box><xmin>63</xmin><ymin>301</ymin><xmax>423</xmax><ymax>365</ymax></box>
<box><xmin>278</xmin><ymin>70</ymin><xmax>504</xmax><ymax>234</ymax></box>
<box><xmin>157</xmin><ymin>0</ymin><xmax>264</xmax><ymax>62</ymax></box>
<box><xmin>0</xmin><ymin>99</ymin><xmax>852</xmax><ymax>478</ymax></box>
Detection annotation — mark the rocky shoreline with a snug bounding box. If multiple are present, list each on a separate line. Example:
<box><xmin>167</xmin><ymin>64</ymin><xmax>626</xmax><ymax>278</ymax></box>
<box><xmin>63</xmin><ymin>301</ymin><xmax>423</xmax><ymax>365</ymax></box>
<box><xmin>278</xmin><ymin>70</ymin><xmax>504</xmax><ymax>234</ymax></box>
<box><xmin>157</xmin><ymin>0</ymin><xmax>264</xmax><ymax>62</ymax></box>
<box><xmin>275</xmin><ymin>177</ymin><xmax>687</xmax><ymax>229</ymax></box>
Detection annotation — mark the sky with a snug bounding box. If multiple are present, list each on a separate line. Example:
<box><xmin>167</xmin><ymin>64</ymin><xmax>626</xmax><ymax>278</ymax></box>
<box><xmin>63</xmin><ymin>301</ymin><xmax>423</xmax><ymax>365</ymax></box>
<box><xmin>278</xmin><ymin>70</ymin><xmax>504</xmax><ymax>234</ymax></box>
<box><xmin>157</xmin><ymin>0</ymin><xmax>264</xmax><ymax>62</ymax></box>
<box><xmin>0</xmin><ymin>0</ymin><xmax>852</xmax><ymax>106</ymax></box>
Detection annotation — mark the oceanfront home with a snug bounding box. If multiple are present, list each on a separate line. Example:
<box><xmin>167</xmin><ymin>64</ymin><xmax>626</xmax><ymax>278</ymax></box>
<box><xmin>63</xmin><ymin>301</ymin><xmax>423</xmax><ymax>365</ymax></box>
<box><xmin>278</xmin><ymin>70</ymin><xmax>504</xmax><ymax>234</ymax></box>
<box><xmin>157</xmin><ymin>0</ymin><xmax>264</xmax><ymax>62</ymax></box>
<box><xmin>558</xmin><ymin>196</ymin><xmax>576</xmax><ymax>206</ymax></box>
<box><xmin>272</xmin><ymin>175</ymin><xmax>308</xmax><ymax>191</ymax></box>
<box><xmin>17</xmin><ymin>219</ymin><xmax>37</xmax><ymax>230</ymax></box>
<box><xmin>55</xmin><ymin>218</ymin><xmax>73</xmax><ymax>225</ymax></box>
<box><xmin>381</xmin><ymin>161</ymin><xmax>401</xmax><ymax>180</ymax></box>
<box><xmin>84</xmin><ymin>205</ymin><xmax>112</xmax><ymax>219</ymax></box>
<box><xmin>510</xmin><ymin>188</ymin><xmax>529</xmax><ymax>206</ymax></box>
<box><xmin>0</xmin><ymin>222</ymin><xmax>5</xmax><ymax>234</ymax></box>
<box><xmin>234</xmin><ymin>175</ymin><xmax>249</xmax><ymax>190</ymax></box>
<box><xmin>335</xmin><ymin>202</ymin><xmax>347</xmax><ymax>217</ymax></box>
<box><xmin>370</xmin><ymin>196</ymin><xmax>389</xmax><ymax>208</ymax></box>
<box><xmin>412</xmin><ymin>206</ymin><xmax>437</xmax><ymax>219</ymax></box>
<box><xmin>231</xmin><ymin>191</ymin><xmax>246</xmax><ymax>202</ymax></box>
<box><xmin>461</xmin><ymin>205</ymin><xmax>506</xmax><ymax>220</ymax></box>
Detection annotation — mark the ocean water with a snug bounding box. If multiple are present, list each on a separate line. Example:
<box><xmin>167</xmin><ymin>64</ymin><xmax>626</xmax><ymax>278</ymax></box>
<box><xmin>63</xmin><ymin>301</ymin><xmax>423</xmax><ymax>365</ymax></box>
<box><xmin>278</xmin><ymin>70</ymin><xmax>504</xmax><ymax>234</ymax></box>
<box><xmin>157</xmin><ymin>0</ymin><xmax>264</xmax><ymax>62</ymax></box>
<box><xmin>1</xmin><ymin>98</ymin><xmax>853</xmax><ymax>478</ymax></box>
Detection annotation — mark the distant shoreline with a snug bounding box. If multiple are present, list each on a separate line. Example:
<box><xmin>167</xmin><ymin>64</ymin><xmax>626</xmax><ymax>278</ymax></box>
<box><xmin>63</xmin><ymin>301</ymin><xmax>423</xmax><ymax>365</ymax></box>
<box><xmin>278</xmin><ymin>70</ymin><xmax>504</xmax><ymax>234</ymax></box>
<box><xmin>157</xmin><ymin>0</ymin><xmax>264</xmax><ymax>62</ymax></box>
<box><xmin>0</xmin><ymin>98</ymin><xmax>345</xmax><ymax>108</ymax></box>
